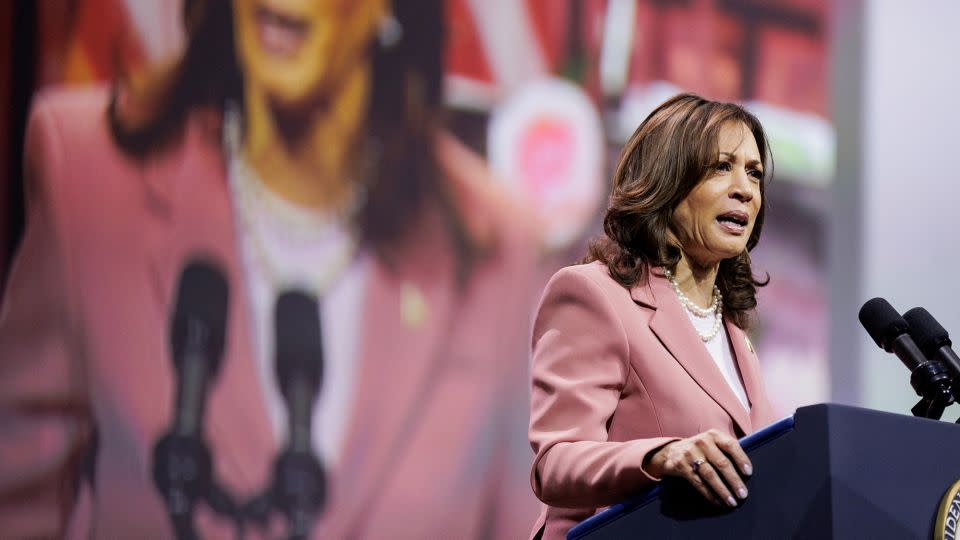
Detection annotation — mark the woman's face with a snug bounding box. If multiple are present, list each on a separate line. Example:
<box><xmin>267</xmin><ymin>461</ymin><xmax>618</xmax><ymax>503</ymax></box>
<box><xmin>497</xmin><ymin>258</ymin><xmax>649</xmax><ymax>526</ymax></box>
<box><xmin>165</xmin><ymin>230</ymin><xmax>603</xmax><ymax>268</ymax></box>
<box><xmin>232</xmin><ymin>0</ymin><xmax>387</xmax><ymax>108</ymax></box>
<box><xmin>670</xmin><ymin>121</ymin><xmax>763</xmax><ymax>268</ymax></box>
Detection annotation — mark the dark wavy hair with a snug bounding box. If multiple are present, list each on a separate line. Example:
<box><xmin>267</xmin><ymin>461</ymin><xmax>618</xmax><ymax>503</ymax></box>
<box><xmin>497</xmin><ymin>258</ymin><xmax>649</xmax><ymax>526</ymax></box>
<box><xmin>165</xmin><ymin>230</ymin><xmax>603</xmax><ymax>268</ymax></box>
<box><xmin>583</xmin><ymin>93</ymin><xmax>771</xmax><ymax>329</ymax></box>
<box><xmin>106</xmin><ymin>0</ymin><xmax>478</xmax><ymax>280</ymax></box>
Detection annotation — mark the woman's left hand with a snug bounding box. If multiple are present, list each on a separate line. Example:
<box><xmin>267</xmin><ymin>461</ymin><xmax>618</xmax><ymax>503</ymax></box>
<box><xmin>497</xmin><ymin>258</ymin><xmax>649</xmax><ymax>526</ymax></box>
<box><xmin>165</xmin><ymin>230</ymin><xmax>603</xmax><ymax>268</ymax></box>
<box><xmin>643</xmin><ymin>428</ymin><xmax>753</xmax><ymax>508</ymax></box>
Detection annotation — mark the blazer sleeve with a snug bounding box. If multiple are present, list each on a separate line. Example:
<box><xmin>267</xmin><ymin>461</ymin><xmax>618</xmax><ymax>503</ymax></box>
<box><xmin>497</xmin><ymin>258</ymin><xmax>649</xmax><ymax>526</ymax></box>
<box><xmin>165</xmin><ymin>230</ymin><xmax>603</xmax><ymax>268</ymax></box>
<box><xmin>528</xmin><ymin>267</ymin><xmax>678</xmax><ymax>509</ymax></box>
<box><xmin>0</xmin><ymin>95</ymin><xmax>92</xmax><ymax>538</ymax></box>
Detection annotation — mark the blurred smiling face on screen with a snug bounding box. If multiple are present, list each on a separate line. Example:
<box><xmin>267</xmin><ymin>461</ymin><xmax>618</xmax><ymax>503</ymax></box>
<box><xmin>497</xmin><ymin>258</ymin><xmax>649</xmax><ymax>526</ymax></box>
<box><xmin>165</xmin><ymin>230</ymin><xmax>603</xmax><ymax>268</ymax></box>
<box><xmin>671</xmin><ymin>121</ymin><xmax>763</xmax><ymax>268</ymax></box>
<box><xmin>232</xmin><ymin>0</ymin><xmax>387</xmax><ymax>109</ymax></box>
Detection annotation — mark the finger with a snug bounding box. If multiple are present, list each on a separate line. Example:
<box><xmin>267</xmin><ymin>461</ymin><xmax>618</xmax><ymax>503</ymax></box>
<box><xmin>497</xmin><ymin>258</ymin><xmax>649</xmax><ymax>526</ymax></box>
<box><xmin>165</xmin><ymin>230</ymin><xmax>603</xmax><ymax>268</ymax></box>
<box><xmin>711</xmin><ymin>431</ymin><xmax>753</xmax><ymax>476</ymax></box>
<box><xmin>684</xmin><ymin>466</ymin><xmax>722</xmax><ymax>506</ymax></box>
<box><xmin>701</xmin><ymin>442</ymin><xmax>749</xmax><ymax>501</ymax></box>
<box><xmin>694</xmin><ymin>460</ymin><xmax>737</xmax><ymax>507</ymax></box>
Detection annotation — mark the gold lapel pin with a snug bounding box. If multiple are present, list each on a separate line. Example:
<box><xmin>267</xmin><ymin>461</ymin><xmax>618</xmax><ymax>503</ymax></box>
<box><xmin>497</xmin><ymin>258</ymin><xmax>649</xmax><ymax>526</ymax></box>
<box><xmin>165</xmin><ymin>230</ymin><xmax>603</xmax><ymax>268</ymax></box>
<box><xmin>400</xmin><ymin>282</ymin><xmax>428</xmax><ymax>330</ymax></box>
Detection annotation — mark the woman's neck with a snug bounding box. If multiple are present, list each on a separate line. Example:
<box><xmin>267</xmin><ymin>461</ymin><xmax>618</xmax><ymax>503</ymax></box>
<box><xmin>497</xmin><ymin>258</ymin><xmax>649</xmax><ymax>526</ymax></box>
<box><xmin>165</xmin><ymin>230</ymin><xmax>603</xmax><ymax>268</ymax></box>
<box><xmin>672</xmin><ymin>255</ymin><xmax>719</xmax><ymax>308</ymax></box>
<box><xmin>240</xmin><ymin>61</ymin><xmax>371</xmax><ymax>212</ymax></box>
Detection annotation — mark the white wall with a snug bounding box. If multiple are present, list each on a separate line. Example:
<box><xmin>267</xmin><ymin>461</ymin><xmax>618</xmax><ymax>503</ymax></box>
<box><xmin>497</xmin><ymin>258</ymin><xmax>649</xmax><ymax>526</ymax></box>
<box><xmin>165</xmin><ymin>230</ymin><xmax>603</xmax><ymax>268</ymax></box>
<box><xmin>831</xmin><ymin>0</ymin><xmax>960</xmax><ymax>415</ymax></box>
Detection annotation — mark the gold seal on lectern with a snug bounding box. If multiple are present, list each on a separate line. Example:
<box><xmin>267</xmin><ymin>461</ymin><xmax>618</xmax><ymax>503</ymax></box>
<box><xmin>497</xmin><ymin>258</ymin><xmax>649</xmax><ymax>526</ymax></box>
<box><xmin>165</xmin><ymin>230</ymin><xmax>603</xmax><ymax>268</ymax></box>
<box><xmin>935</xmin><ymin>479</ymin><xmax>960</xmax><ymax>540</ymax></box>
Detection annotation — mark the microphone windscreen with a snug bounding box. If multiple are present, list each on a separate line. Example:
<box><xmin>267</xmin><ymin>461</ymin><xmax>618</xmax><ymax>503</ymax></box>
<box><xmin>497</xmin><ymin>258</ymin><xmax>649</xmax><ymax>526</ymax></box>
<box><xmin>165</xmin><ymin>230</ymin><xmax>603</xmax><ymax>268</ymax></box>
<box><xmin>903</xmin><ymin>307</ymin><xmax>952</xmax><ymax>357</ymax></box>
<box><xmin>170</xmin><ymin>259</ymin><xmax>229</xmax><ymax>373</ymax></box>
<box><xmin>858</xmin><ymin>297</ymin><xmax>909</xmax><ymax>352</ymax></box>
<box><xmin>275</xmin><ymin>290</ymin><xmax>323</xmax><ymax>399</ymax></box>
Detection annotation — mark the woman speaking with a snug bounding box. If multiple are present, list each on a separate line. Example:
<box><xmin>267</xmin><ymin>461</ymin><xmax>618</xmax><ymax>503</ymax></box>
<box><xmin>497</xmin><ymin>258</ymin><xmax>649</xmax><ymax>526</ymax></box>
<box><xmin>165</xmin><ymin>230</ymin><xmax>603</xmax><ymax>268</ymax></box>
<box><xmin>0</xmin><ymin>1</ymin><xmax>539</xmax><ymax>538</ymax></box>
<box><xmin>528</xmin><ymin>94</ymin><xmax>781</xmax><ymax>539</ymax></box>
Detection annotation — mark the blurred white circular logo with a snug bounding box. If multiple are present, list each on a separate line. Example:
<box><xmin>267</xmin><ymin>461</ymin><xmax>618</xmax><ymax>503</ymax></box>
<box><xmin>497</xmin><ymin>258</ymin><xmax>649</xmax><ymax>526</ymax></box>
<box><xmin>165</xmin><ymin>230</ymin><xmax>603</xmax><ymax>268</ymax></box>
<box><xmin>487</xmin><ymin>77</ymin><xmax>604</xmax><ymax>252</ymax></box>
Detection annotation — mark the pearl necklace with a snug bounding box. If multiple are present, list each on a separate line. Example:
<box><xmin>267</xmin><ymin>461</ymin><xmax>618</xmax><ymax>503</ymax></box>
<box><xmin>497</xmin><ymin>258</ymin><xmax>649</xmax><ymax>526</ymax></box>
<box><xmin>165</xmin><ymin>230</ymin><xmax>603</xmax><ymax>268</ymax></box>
<box><xmin>663</xmin><ymin>268</ymin><xmax>723</xmax><ymax>342</ymax></box>
<box><xmin>224</xmin><ymin>106</ymin><xmax>359</xmax><ymax>297</ymax></box>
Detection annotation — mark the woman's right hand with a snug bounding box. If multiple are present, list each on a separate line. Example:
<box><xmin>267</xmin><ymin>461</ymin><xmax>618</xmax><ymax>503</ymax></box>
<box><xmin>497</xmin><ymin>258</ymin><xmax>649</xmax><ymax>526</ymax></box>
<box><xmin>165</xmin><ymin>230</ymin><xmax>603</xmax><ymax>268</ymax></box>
<box><xmin>643</xmin><ymin>429</ymin><xmax>753</xmax><ymax>508</ymax></box>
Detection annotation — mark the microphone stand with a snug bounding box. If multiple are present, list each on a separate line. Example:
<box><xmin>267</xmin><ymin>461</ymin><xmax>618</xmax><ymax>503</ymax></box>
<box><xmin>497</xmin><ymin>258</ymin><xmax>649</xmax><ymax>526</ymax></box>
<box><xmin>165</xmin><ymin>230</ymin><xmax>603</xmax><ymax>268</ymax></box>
<box><xmin>243</xmin><ymin>290</ymin><xmax>327</xmax><ymax>539</ymax></box>
<box><xmin>240</xmin><ymin>403</ymin><xmax>326</xmax><ymax>540</ymax></box>
<box><xmin>908</xmin><ymin>360</ymin><xmax>955</xmax><ymax>420</ymax></box>
<box><xmin>152</xmin><ymin>433</ymin><xmax>244</xmax><ymax>540</ymax></box>
<box><xmin>945</xmin><ymin>376</ymin><xmax>960</xmax><ymax>424</ymax></box>
<box><xmin>241</xmin><ymin>450</ymin><xmax>326</xmax><ymax>540</ymax></box>
<box><xmin>156</xmin><ymin>260</ymin><xmax>241</xmax><ymax>538</ymax></box>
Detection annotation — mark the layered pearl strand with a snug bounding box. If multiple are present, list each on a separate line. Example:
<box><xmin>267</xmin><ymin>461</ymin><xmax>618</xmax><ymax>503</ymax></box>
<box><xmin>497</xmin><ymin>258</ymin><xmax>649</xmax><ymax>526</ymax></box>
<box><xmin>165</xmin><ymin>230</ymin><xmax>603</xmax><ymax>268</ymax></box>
<box><xmin>663</xmin><ymin>268</ymin><xmax>723</xmax><ymax>342</ymax></box>
<box><xmin>224</xmin><ymin>106</ymin><xmax>359</xmax><ymax>297</ymax></box>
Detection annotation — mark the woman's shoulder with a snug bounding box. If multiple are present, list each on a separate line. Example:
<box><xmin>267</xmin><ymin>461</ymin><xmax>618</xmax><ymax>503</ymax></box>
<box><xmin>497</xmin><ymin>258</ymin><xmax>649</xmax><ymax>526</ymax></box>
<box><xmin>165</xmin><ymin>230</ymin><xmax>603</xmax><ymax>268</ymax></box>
<box><xmin>26</xmin><ymin>84</ymin><xmax>142</xmax><ymax>192</ymax></box>
<box><xmin>32</xmin><ymin>84</ymin><xmax>109</xmax><ymax>115</ymax></box>
<box><xmin>24</xmin><ymin>85</ymin><xmax>115</xmax><ymax>196</ymax></box>
<box><xmin>28</xmin><ymin>83</ymin><xmax>218</xmax><ymax>170</ymax></box>
<box><xmin>544</xmin><ymin>261</ymin><xmax>633</xmax><ymax>303</ymax></box>
<box><xmin>551</xmin><ymin>260</ymin><xmax>616</xmax><ymax>283</ymax></box>
<box><xmin>22</xmin><ymin>83</ymin><xmax>228</xmax><ymax>256</ymax></box>
<box><xmin>29</xmin><ymin>84</ymin><xmax>114</xmax><ymax>151</ymax></box>
<box><xmin>26</xmin><ymin>84</ymin><xmax>221</xmax><ymax>203</ymax></box>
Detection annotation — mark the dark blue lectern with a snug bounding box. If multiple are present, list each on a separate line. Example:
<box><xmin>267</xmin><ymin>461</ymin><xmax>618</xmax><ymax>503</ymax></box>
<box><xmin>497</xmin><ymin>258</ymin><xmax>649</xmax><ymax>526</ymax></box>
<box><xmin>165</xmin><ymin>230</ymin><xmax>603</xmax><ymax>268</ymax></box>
<box><xmin>568</xmin><ymin>404</ymin><xmax>960</xmax><ymax>539</ymax></box>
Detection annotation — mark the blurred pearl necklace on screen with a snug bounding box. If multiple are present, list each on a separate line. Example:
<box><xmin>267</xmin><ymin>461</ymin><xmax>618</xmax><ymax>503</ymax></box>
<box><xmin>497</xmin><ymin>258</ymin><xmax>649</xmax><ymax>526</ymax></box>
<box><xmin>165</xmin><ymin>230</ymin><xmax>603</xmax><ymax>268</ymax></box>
<box><xmin>222</xmin><ymin>105</ymin><xmax>359</xmax><ymax>297</ymax></box>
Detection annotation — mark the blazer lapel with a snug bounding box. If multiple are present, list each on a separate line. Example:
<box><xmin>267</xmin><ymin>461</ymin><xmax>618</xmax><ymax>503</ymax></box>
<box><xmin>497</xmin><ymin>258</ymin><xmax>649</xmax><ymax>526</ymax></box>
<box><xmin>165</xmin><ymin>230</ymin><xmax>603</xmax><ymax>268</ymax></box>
<box><xmin>143</xmin><ymin>114</ymin><xmax>278</xmax><ymax>496</ymax></box>
<box><xmin>725</xmin><ymin>320</ymin><xmax>767</xmax><ymax>428</ymax></box>
<box><xmin>327</xmin><ymin>220</ymin><xmax>456</xmax><ymax>537</ymax></box>
<box><xmin>633</xmin><ymin>271</ymin><xmax>752</xmax><ymax>435</ymax></box>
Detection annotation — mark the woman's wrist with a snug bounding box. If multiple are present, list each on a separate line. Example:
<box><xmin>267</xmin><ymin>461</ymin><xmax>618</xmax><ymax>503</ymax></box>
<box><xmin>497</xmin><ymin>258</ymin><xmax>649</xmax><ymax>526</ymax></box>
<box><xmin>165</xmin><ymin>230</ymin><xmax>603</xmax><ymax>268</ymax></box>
<box><xmin>642</xmin><ymin>440</ymin><xmax>676</xmax><ymax>480</ymax></box>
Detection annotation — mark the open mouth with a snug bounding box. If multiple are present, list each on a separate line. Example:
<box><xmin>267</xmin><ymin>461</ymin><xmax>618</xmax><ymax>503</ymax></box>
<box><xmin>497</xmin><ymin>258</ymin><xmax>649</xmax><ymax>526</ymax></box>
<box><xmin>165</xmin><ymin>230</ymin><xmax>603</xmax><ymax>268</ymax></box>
<box><xmin>254</xmin><ymin>4</ymin><xmax>310</xmax><ymax>59</ymax></box>
<box><xmin>716</xmin><ymin>210</ymin><xmax>749</xmax><ymax>235</ymax></box>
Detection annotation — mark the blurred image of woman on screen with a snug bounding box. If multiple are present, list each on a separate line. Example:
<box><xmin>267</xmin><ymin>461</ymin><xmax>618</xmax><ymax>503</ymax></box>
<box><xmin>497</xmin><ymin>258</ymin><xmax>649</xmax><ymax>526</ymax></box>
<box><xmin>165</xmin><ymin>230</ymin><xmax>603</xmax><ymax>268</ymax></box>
<box><xmin>0</xmin><ymin>0</ymin><xmax>539</xmax><ymax>537</ymax></box>
<box><xmin>527</xmin><ymin>94</ymin><xmax>780</xmax><ymax>539</ymax></box>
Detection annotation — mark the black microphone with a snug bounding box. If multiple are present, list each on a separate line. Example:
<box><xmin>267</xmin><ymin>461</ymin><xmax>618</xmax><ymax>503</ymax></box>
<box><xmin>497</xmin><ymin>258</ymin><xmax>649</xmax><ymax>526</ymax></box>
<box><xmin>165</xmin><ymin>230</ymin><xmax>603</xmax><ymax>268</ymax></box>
<box><xmin>244</xmin><ymin>290</ymin><xmax>326</xmax><ymax>540</ymax></box>
<box><xmin>169</xmin><ymin>262</ymin><xmax>229</xmax><ymax>436</ymax></box>
<box><xmin>275</xmin><ymin>291</ymin><xmax>324</xmax><ymax>457</ymax></box>
<box><xmin>152</xmin><ymin>259</ymin><xmax>234</xmax><ymax>540</ymax></box>
<box><xmin>859</xmin><ymin>297</ymin><xmax>954</xmax><ymax>419</ymax></box>
<box><xmin>860</xmin><ymin>298</ymin><xmax>928</xmax><ymax>370</ymax></box>
<box><xmin>903</xmin><ymin>307</ymin><xmax>960</xmax><ymax>388</ymax></box>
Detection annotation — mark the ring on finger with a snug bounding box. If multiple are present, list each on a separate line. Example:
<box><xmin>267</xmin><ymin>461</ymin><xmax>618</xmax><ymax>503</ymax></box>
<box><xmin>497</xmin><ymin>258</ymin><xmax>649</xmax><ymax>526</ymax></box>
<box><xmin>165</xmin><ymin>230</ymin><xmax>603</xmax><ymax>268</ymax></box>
<box><xmin>691</xmin><ymin>458</ymin><xmax>706</xmax><ymax>473</ymax></box>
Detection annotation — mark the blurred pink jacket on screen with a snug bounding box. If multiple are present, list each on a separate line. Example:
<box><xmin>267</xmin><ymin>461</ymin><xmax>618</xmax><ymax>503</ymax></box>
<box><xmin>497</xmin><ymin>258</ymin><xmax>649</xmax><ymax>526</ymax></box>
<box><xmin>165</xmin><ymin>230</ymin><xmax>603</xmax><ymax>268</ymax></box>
<box><xmin>0</xmin><ymin>86</ymin><xmax>541</xmax><ymax>539</ymax></box>
<box><xmin>528</xmin><ymin>262</ymin><xmax>780</xmax><ymax>540</ymax></box>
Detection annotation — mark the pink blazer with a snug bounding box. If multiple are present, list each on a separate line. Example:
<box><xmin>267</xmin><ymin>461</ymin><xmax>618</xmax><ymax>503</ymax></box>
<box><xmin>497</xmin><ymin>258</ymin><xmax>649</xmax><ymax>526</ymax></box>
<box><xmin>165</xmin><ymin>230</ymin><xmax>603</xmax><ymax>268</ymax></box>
<box><xmin>0</xmin><ymin>86</ymin><xmax>541</xmax><ymax>538</ymax></box>
<box><xmin>528</xmin><ymin>262</ymin><xmax>779</xmax><ymax>540</ymax></box>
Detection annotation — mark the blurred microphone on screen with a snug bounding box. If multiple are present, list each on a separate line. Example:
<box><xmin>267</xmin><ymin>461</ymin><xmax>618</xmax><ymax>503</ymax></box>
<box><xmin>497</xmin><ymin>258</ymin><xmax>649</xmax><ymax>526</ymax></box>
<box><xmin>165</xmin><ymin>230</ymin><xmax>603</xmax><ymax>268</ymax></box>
<box><xmin>244</xmin><ymin>290</ymin><xmax>326</xmax><ymax>540</ymax></box>
<box><xmin>152</xmin><ymin>258</ymin><xmax>237</xmax><ymax>539</ymax></box>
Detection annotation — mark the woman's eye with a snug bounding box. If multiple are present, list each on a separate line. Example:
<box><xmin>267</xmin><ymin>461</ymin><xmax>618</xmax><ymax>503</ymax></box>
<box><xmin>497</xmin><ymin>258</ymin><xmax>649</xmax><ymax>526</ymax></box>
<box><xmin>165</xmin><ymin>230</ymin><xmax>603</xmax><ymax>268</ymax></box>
<box><xmin>748</xmin><ymin>169</ymin><xmax>764</xmax><ymax>180</ymax></box>
<box><xmin>715</xmin><ymin>161</ymin><xmax>732</xmax><ymax>172</ymax></box>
